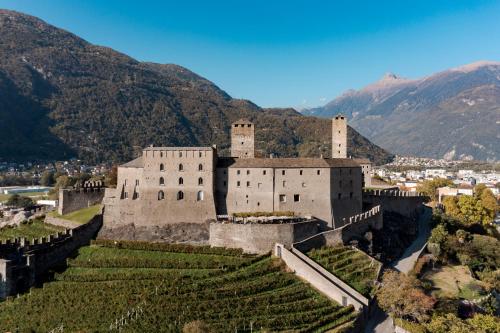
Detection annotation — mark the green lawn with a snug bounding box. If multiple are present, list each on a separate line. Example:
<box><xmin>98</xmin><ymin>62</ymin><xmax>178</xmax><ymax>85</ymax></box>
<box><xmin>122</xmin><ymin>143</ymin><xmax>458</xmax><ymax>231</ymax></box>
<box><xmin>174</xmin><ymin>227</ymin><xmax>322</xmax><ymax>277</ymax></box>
<box><xmin>0</xmin><ymin>219</ymin><xmax>66</xmax><ymax>241</ymax></box>
<box><xmin>48</xmin><ymin>204</ymin><xmax>102</xmax><ymax>224</ymax></box>
<box><xmin>0</xmin><ymin>191</ymin><xmax>50</xmax><ymax>202</ymax></box>
<box><xmin>0</xmin><ymin>242</ymin><xmax>358</xmax><ymax>332</ymax></box>
<box><xmin>307</xmin><ymin>246</ymin><xmax>381</xmax><ymax>297</ymax></box>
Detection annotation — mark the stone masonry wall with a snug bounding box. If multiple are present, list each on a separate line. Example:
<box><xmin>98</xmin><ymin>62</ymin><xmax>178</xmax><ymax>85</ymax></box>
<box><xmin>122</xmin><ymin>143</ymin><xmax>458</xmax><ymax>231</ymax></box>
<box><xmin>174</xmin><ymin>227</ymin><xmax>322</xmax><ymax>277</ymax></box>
<box><xmin>293</xmin><ymin>206</ymin><xmax>382</xmax><ymax>253</ymax></box>
<box><xmin>0</xmin><ymin>213</ymin><xmax>102</xmax><ymax>299</ymax></box>
<box><xmin>362</xmin><ymin>189</ymin><xmax>424</xmax><ymax>219</ymax></box>
<box><xmin>209</xmin><ymin>220</ymin><xmax>319</xmax><ymax>254</ymax></box>
<box><xmin>58</xmin><ymin>188</ymin><xmax>104</xmax><ymax>215</ymax></box>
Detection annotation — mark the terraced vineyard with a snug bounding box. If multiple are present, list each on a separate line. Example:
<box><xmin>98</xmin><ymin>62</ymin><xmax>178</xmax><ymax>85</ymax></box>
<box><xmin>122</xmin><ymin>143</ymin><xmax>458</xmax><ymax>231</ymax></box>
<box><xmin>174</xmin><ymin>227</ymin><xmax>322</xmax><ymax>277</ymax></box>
<box><xmin>307</xmin><ymin>246</ymin><xmax>381</xmax><ymax>297</ymax></box>
<box><xmin>0</xmin><ymin>240</ymin><xmax>358</xmax><ymax>332</ymax></box>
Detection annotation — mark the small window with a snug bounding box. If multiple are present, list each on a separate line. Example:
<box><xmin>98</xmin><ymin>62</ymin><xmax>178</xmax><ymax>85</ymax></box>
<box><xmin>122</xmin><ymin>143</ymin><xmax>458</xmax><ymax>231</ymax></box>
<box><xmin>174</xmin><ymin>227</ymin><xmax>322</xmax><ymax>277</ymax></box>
<box><xmin>263</xmin><ymin>170</ymin><xmax>267</xmax><ymax>175</ymax></box>
<box><xmin>124</xmin><ymin>192</ymin><xmax>128</xmax><ymax>199</ymax></box>
<box><xmin>317</xmin><ymin>170</ymin><xmax>321</xmax><ymax>175</ymax></box>
<box><xmin>350</xmin><ymin>180</ymin><xmax>353</xmax><ymax>186</ymax></box>
<box><xmin>299</xmin><ymin>170</ymin><xmax>303</xmax><ymax>175</ymax></box>
<box><xmin>159</xmin><ymin>177</ymin><xmax>165</xmax><ymax>186</ymax></box>
<box><xmin>179</xmin><ymin>177</ymin><xmax>184</xmax><ymax>185</ymax></box>
<box><xmin>234</xmin><ymin>124</ymin><xmax>238</xmax><ymax>128</ymax></box>
<box><xmin>197</xmin><ymin>191</ymin><xmax>204</xmax><ymax>201</ymax></box>
<box><xmin>338</xmin><ymin>193</ymin><xmax>342</xmax><ymax>199</ymax></box>
<box><xmin>246</xmin><ymin>170</ymin><xmax>250</xmax><ymax>175</ymax></box>
<box><xmin>257</xmin><ymin>202</ymin><xmax>260</xmax><ymax>206</ymax></box>
<box><xmin>282</xmin><ymin>170</ymin><xmax>286</xmax><ymax>176</ymax></box>
<box><xmin>158</xmin><ymin>191</ymin><xmax>164</xmax><ymax>200</ymax></box>
<box><xmin>198</xmin><ymin>164</ymin><xmax>203</xmax><ymax>171</ymax></box>
<box><xmin>223</xmin><ymin>181</ymin><xmax>227</xmax><ymax>187</ymax></box>
<box><xmin>135</xmin><ymin>179</ymin><xmax>139</xmax><ymax>186</ymax></box>
<box><xmin>294</xmin><ymin>194</ymin><xmax>300</xmax><ymax>202</ymax></box>
<box><xmin>237</xmin><ymin>181</ymin><xmax>241</xmax><ymax>187</ymax></box>
<box><xmin>349</xmin><ymin>169</ymin><xmax>352</xmax><ymax>175</ymax></box>
<box><xmin>279</xmin><ymin>194</ymin><xmax>286</xmax><ymax>203</ymax></box>
<box><xmin>179</xmin><ymin>151</ymin><xmax>182</xmax><ymax>157</ymax></box>
<box><xmin>179</xmin><ymin>164</ymin><xmax>183</xmax><ymax>171</ymax></box>
<box><xmin>247</xmin><ymin>124</ymin><xmax>251</xmax><ymax>127</ymax></box>
<box><xmin>133</xmin><ymin>192</ymin><xmax>139</xmax><ymax>199</ymax></box>
<box><xmin>198</xmin><ymin>177</ymin><xmax>203</xmax><ymax>186</ymax></box>
<box><xmin>223</xmin><ymin>170</ymin><xmax>227</xmax><ymax>175</ymax></box>
<box><xmin>350</xmin><ymin>192</ymin><xmax>353</xmax><ymax>199</ymax></box>
<box><xmin>283</xmin><ymin>181</ymin><xmax>286</xmax><ymax>188</ymax></box>
<box><xmin>237</xmin><ymin>170</ymin><xmax>241</xmax><ymax>175</ymax></box>
<box><xmin>199</xmin><ymin>152</ymin><xmax>202</xmax><ymax>157</ymax></box>
<box><xmin>247</xmin><ymin>181</ymin><xmax>250</xmax><ymax>187</ymax></box>
<box><xmin>258</xmin><ymin>182</ymin><xmax>262</xmax><ymax>188</ymax></box>
<box><xmin>124</xmin><ymin>179</ymin><xmax>127</xmax><ymax>186</ymax></box>
<box><xmin>177</xmin><ymin>191</ymin><xmax>184</xmax><ymax>200</ymax></box>
<box><xmin>160</xmin><ymin>152</ymin><xmax>163</xmax><ymax>158</ymax></box>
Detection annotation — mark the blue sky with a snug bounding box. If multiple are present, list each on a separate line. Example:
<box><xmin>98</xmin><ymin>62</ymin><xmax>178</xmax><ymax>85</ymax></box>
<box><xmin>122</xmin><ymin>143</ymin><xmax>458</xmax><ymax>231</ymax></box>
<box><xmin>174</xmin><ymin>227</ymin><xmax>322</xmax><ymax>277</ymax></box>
<box><xmin>2</xmin><ymin>0</ymin><xmax>500</xmax><ymax>108</ymax></box>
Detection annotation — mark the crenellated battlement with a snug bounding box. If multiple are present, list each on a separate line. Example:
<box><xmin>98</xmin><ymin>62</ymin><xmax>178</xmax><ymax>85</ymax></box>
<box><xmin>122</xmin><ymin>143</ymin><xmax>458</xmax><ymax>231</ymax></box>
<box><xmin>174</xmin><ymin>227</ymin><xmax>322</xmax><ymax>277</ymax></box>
<box><xmin>340</xmin><ymin>205</ymin><xmax>381</xmax><ymax>226</ymax></box>
<box><xmin>363</xmin><ymin>189</ymin><xmax>423</xmax><ymax>197</ymax></box>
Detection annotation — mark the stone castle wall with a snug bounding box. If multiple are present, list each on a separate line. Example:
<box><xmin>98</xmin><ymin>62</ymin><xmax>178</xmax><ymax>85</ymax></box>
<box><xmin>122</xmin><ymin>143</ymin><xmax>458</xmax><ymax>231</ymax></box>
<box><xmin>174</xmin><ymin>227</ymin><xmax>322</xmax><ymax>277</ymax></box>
<box><xmin>209</xmin><ymin>219</ymin><xmax>319</xmax><ymax>254</ymax></box>
<box><xmin>362</xmin><ymin>189</ymin><xmax>424</xmax><ymax>218</ymax></box>
<box><xmin>58</xmin><ymin>188</ymin><xmax>104</xmax><ymax>215</ymax></box>
<box><xmin>293</xmin><ymin>205</ymin><xmax>383</xmax><ymax>253</ymax></box>
<box><xmin>0</xmin><ymin>213</ymin><xmax>102</xmax><ymax>299</ymax></box>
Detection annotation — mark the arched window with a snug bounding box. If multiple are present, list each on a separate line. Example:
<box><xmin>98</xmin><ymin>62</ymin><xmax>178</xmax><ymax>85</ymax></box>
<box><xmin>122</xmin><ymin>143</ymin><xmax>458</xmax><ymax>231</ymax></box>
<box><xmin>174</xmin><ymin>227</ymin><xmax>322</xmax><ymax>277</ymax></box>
<box><xmin>197</xmin><ymin>191</ymin><xmax>204</xmax><ymax>201</ymax></box>
<box><xmin>198</xmin><ymin>163</ymin><xmax>203</xmax><ymax>171</ymax></box>
<box><xmin>179</xmin><ymin>164</ymin><xmax>183</xmax><ymax>171</ymax></box>
<box><xmin>159</xmin><ymin>177</ymin><xmax>165</xmax><ymax>186</ymax></box>
<box><xmin>179</xmin><ymin>177</ymin><xmax>184</xmax><ymax>185</ymax></box>
<box><xmin>198</xmin><ymin>177</ymin><xmax>203</xmax><ymax>186</ymax></box>
<box><xmin>177</xmin><ymin>191</ymin><xmax>184</xmax><ymax>200</ymax></box>
<box><xmin>158</xmin><ymin>190</ymin><xmax>165</xmax><ymax>200</ymax></box>
<box><xmin>160</xmin><ymin>163</ymin><xmax>164</xmax><ymax>171</ymax></box>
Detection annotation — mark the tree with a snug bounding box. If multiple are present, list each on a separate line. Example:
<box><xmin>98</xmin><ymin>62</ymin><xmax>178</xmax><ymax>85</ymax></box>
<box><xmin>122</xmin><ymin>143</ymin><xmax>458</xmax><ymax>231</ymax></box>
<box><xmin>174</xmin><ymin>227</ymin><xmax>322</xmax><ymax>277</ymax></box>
<box><xmin>474</xmin><ymin>184</ymin><xmax>487</xmax><ymax>199</ymax></box>
<box><xmin>457</xmin><ymin>195</ymin><xmax>491</xmax><ymax>225</ymax></box>
<box><xmin>480</xmin><ymin>189</ymin><xmax>498</xmax><ymax>220</ymax></box>
<box><xmin>443</xmin><ymin>196</ymin><xmax>460</xmax><ymax>217</ymax></box>
<box><xmin>182</xmin><ymin>321</ymin><xmax>212</xmax><ymax>333</ymax></box>
<box><xmin>6</xmin><ymin>194</ymin><xmax>34</xmax><ymax>208</ymax></box>
<box><xmin>377</xmin><ymin>270</ymin><xmax>435</xmax><ymax>323</ymax></box>
<box><xmin>417</xmin><ymin>178</ymin><xmax>453</xmax><ymax>202</ymax></box>
<box><xmin>49</xmin><ymin>175</ymin><xmax>76</xmax><ymax>199</ymax></box>
<box><xmin>39</xmin><ymin>170</ymin><xmax>55</xmax><ymax>186</ymax></box>
<box><xmin>426</xmin><ymin>313</ymin><xmax>500</xmax><ymax>333</ymax></box>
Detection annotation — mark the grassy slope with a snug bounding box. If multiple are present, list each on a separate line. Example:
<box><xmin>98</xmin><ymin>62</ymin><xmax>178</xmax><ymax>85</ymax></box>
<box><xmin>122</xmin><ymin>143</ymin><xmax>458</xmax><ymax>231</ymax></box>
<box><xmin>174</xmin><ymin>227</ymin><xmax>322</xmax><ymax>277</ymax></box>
<box><xmin>48</xmin><ymin>204</ymin><xmax>102</xmax><ymax>224</ymax></box>
<box><xmin>0</xmin><ymin>219</ymin><xmax>65</xmax><ymax>241</ymax></box>
<box><xmin>307</xmin><ymin>246</ymin><xmax>381</xmax><ymax>297</ymax></box>
<box><xmin>0</xmin><ymin>243</ymin><xmax>358</xmax><ymax>332</ymax></box>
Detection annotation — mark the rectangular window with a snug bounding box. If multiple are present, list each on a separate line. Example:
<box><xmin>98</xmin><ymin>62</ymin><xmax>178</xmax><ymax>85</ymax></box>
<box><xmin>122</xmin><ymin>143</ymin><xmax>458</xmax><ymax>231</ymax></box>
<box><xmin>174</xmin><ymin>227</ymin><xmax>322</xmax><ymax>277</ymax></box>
<box><xmin>246</xmin><ymin>170</ymin><xmax>250</xmax><ymax>175</ymax></box>
<box><xmin>237</xmin><ymin>181</ymin><xmax>241</xmax><ymax>187</ymax></box>
<box><xmin>237</xmin><ymin>170</ymin><xmax>241</xmax><ymax>175</ymax></box>
<box><xmin>350</xmin><ymin>192</ymin><xmax>353</xmax><ymax>199</ymax></box>
<box><xmin>258</xmin><ymin>182</ymin><xmax>262</xmax><ymax>188</ymax></box>
<box><xmin>124</xmin><ymin>179</ymin><xmax>127</xmax><ymax>186</ymax></box>
<box><xmin>282</xmin><ymin>181</ymin><xmax>286</xmax><ymax>188</ymax></box>
<box><xmin>317</xmin><ymin>170</ymin><xmax>321</xmax><ymax>175</ymax></box>
<box><xmin>299</xmin><ymin>170</ymin><xmax>303</xmax><ymax>175</ymax></box>
<box><xmin>294</xmin><ymin>194</ymin><xmax>300</xmax><ymax>202</ymax></box>
<box><xmin>349</xmin><ymin>169</ymin><xmax>352</xmax><ymax>175</ymax></box>
<box><xmin>124</xmin><ymin>192</ymin><xmax>128</xmax><ymax>199</ymax></box>
<box><xmin>282</xmin><ymin>170</ymin><xmax>286</xmax><ymax>176</ymax></box>
<box><xmin>247</xmin><ymin>181</ymin><xmax>250</xmax><ymax>187</ymax></box>
<box><xmin>223</xmin><ymin>181</ymin><xmax>227</xmax><ymax>187</ymax></box>
<box><xmin>279</xmin><ymin>194</ymin><xmax>286</xmax><ymax>203</ymax></box>
<box><xmin>350</xmin><ymin>180</ymin><xmax>353</xmax><ymax>186</ymax></box>
<box><xmin>338</xmin><ymin>193</ymin><xmax>342</xmax><ymax>199</ymax></box>
<box><xmin>135</xmin><ymin>179</ymin><xmax>139</xmax><ymax>186</ymax></box>
<box><xmin>263</xmin><ymin>170</ymin><xmax>267</xmax><ymax>175</ymax></box>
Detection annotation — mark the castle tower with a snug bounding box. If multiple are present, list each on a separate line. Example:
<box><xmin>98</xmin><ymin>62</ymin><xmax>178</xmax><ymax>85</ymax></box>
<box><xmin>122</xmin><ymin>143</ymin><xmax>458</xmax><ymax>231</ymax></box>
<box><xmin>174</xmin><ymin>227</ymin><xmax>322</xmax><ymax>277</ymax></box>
<box><xmin>332</xmin><ymin>114</ymin><xmax>347</xmax><ymax>158</ymax></box>
<box><xmin>231</xmin><ymin>119</ymin><xmax>255</xmax><ymax>158</ymax></box>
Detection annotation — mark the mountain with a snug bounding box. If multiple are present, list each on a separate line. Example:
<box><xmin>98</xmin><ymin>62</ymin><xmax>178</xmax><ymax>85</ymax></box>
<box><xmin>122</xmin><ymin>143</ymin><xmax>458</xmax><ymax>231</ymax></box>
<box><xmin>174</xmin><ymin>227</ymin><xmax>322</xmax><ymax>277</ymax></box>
<box><xmin>0</xmin><ymin>9</ymin><xmax>392</xmax><ymax>165</ymax></box>
<box><xmin>304</xmin><ymin>62</ymin><xmax>500</xmax><ymax>161</ymax></box>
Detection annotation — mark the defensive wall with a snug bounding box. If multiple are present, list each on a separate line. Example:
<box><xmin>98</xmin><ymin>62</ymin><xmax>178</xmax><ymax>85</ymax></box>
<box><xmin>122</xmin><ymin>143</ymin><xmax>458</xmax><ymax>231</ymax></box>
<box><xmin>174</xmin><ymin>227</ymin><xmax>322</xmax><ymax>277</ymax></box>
<box><xmin>209</xmin><ymin>218</ymin><xmax>319</xmax><ymax>254</ymax></box>
<box><xmin>293</xmin><ymin>205</ymin><xmax>383</xmax><ymax>253</ymax></box>
<box><xmin>0</xmin><ymin>212</ymin><xmax>102</xmax><ymax>299</ymax></box>
<box><xmin>362</xmin><ymin>189</ymin><xmax>425</xmax><ymax>219</ymax></box>
<box><xmin>274</xmin><ymin>243</ymin><xmax>369</xmax><ymax>314</ymax></box>
<box><xmin>58</xmin><ymin>181</ymin><xmax>105</xmax><ymax>215</ymax></box>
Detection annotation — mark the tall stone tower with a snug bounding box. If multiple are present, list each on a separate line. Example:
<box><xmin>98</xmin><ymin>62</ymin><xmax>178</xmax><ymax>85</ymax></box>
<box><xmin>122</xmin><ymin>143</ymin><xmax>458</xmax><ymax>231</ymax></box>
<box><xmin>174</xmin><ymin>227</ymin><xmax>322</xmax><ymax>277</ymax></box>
<box><xmin>231</xmin><ymin>119</ymin><xmax>255</xmax><ymax>158</ymax></box>
<box><xmin>332</xmin><ymin>114</ymin><xmax>347</xmax><ymax>158</ymax></box>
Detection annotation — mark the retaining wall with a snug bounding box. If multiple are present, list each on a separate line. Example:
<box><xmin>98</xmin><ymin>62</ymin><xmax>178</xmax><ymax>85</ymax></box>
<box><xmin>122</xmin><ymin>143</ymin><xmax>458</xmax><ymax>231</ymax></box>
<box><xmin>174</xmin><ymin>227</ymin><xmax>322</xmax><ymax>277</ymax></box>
<box><xmin>274</xmin><ymin>243</ymin><xmax>368</xmax><ymax>312</ymax></box>
<box><xmin>293</xmin><ymin>206</ymin><xmax>382</xmax><ymax>253</ymax></box>
<box><xmin>0</xmin><ymin>214</ymin><xmax>102</xmax><ymax>299</ymax></box>
<box><xmin>58</xmin><ymin>188</ymin><xmax>104</xmax><ymax>215</ymax></box>
<box><xmin>209</xmin><ymin>219</ymin><xmax>319</xmax><ymax>254</ymax></box>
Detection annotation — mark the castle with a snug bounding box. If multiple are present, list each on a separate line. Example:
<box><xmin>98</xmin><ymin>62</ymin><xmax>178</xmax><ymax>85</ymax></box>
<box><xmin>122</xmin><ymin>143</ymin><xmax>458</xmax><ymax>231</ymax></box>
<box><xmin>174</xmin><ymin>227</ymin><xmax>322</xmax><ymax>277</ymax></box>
<box><xmin>103</xmin><ymin>115</ymin><xmax>372</xmax><ymax>235</ymax></box>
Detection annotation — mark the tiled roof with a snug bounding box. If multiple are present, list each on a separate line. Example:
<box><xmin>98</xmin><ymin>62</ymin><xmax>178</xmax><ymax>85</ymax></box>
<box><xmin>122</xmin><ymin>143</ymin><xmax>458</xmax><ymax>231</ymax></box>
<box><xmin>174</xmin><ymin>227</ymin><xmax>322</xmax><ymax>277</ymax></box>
<box><xmin>353</xmin><ymin>158</ymin><xmax>371</xmax><ymax>164</ymax></box>
<box><xmin>121</xmin><ymin>157</ymin><xmax>143</xmax><ymax>168</ymax></box>
<box><xmin>217</xmin><ymin>157</ymin><xmax>361</xmax><ymax>168</ymax></box>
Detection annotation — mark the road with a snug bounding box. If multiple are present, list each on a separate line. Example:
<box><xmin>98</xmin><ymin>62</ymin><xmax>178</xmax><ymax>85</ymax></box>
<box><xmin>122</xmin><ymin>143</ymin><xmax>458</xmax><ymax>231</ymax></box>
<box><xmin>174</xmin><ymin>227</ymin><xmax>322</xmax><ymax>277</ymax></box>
<box><xmin>364</xmin><ymin>206</ymin><xmax>432</xmax><ymax>333</ymax></box>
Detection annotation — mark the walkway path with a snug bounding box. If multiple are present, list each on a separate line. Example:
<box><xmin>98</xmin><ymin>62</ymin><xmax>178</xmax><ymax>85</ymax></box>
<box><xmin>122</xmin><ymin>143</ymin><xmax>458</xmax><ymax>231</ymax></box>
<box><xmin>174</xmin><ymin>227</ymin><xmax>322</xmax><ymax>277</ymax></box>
<box><xmin>364</xmin><ymin>206</ymin><xmax>432</xmax><ymax>333</ymax></box>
